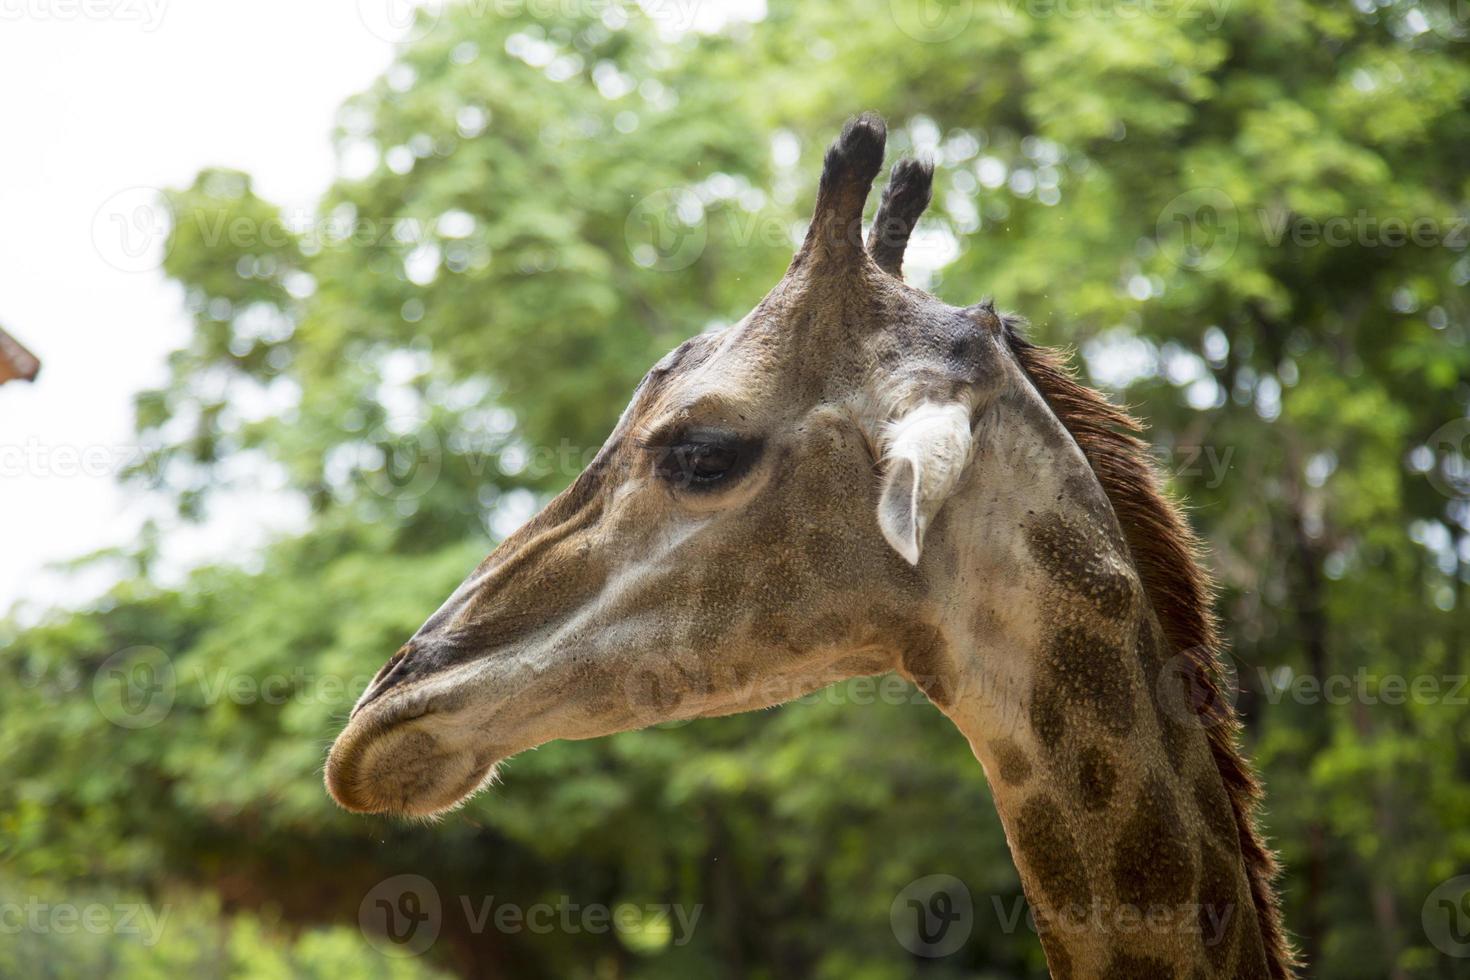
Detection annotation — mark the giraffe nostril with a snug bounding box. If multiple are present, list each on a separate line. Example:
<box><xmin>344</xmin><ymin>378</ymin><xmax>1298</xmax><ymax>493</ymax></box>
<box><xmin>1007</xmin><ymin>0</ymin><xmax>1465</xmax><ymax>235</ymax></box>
<box><xmin>370</xmin><ymin>646</ymin><xmax>409</xmax><ymax>685</ymax></box>
<box><xmin>353</xmin><ymin>644</ymin><xmax>419</xmax><ymax>717</ymax></box>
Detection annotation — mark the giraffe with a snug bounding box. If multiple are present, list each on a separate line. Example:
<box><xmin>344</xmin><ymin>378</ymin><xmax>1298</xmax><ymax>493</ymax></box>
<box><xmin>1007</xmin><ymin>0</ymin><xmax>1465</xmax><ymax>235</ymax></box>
<box><xmin>326</xmin><ymin>113</ymin><xmax>1296</xmax><ymax>979</ymax></box>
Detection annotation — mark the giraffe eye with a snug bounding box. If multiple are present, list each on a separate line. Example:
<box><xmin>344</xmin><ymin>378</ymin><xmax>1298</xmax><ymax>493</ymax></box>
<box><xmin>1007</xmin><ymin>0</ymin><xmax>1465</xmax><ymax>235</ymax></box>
<box><xmin>651</xmin><ymin>433</ymin><xmax>761</xmax><ymax>491</ymax></box>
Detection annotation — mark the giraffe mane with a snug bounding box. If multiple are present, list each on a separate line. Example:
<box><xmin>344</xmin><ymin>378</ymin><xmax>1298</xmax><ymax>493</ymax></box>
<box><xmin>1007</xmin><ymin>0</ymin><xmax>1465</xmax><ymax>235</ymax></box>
<box><xmin>1000</xmin><ymin>313</ymin><xmax>1299</xmax><ymax>980</ymax></box>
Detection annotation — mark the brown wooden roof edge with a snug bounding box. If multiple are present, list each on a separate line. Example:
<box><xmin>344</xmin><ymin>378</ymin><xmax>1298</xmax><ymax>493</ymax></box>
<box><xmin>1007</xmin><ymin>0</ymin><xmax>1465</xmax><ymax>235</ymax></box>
<box><xmin>0</xmin><ymin>327</ymin><xmax>40</xmax><ymax>384</ymax></box>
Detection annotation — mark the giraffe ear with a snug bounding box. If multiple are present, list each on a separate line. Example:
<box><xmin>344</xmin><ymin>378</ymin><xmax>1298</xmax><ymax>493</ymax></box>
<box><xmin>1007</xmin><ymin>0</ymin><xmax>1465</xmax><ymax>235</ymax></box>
<box><xmin>877</xmin><ymin>402</ymin><xmax>974</xmax><ymax>565</ymax></box>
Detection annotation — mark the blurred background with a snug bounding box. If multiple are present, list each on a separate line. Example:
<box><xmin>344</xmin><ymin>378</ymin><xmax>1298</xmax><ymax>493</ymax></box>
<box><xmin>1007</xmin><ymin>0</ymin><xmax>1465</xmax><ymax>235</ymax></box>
<box><xmin>3</xmin><ymin>0</ymin><xmax>1470</xmax><ymax>976</ymax></box>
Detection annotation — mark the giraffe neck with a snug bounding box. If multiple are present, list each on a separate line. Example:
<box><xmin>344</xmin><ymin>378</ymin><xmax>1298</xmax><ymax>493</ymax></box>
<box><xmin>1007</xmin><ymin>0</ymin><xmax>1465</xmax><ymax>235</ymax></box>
<box><xmin>910</xmin><ymin>391</ymin><xmax>1274</xmax><ymax>978</ymax></box>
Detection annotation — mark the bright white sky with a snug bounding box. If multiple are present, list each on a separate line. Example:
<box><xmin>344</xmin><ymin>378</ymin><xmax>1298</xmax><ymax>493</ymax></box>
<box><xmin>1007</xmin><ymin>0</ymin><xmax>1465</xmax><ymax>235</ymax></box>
<box><xmin>0</xmin><ymin>2</ymin><xmax>403</xmax><ymax>617</ymax></box>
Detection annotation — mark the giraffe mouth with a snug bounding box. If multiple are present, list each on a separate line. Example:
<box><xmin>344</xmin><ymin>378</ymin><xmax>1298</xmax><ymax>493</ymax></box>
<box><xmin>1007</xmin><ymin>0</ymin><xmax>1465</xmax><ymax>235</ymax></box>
<box><xmin>324</xmin><ymin>675</ymin><xmax>505</xmax><ymax>817</ymax></box>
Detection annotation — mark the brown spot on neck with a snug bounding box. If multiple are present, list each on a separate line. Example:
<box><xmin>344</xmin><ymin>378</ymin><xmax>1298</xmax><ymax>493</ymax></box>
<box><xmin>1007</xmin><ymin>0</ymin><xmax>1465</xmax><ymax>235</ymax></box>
<box><xmin>1102</xmin><ymin>952</ymin><xmax>1175</xmax><ymax>979</ymax></box>
<box><xmin>1036</xmin><ymin>625</ymin><xmax>1136</xmax><ymax>744</ymax></box>
<box><xmin>900</xmin><ymin>623</ymin><xmax>954</xmax><ymax>707</ymax></box>
<box><xmin>1194</xmin><ymin>769</ymin><xmax>1237</xmax><ymax>847</ymax></box>
<box><xmin>990</xmin><ymin>738</ymin><xmax>1033</xmax><ymax>786</ymax></box>
<box><xmin>1197</xmin><ymin>836</ymin><xmax>1241</xmax><ymax>971</ymax></box>
<box><xmin>1077</xmin><ymin>745</ymin><xmax>1117</xmax><ymax>812</ymax></box>
<box><xmin>1025</xmin><ymin>514</ymin><xmax>1137</xmax><ymax>621</ymax></box>
<box><xmin>1013</xmin><ymin>795</ymin><xmax>1093</xmax><ymax>911</ymax></box>
<box><xmin>1136</xmin><ymin>615</ymin><xmax>1192</xmax><ymax>774</ymax></box>
<box><xmin>1111</xmin><ymin>774</ymin><xmax>1195</xmax><ymax>908</ymax></box>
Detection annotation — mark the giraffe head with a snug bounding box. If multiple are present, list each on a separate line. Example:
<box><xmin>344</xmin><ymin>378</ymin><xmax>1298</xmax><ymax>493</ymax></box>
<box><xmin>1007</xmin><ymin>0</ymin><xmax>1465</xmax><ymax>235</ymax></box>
<box><xmin>327</xmin><ymin>114</ymin><xmax>1028</xmax><ymax>816</ymax></box>
<box><xmin>325</xmin><ymin>111</ymin><xmax>1299</xmax><ymax>980</ymax></box>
